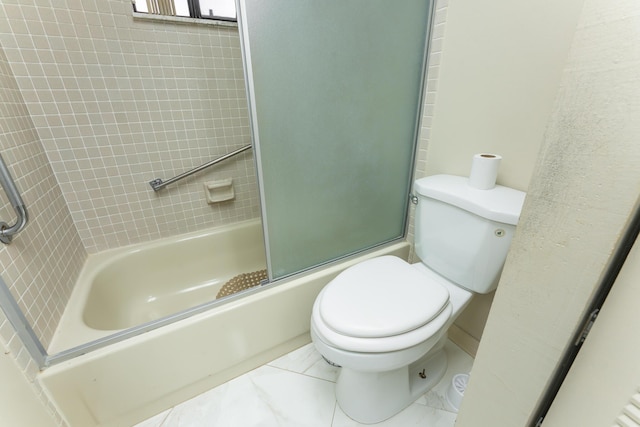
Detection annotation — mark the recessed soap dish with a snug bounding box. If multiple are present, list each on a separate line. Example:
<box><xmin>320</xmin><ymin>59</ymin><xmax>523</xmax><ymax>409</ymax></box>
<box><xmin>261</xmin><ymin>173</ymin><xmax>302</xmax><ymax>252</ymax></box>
<box><xmin>204</xmin><ymin>178</ymin><xmax>234</xmax><ymax>204</ymax></box>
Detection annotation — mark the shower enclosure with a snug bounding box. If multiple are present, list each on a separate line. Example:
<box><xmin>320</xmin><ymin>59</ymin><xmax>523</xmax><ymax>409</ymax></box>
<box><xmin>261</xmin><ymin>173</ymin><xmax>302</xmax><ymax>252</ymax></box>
<box><xmin>239</xmin><ymin>0</ymin><xmax>433</xmax><ymax>280</ymax></box>
<box><xmin>0</xmin><ymin>0</ymin><xmax>434</xmax><ymax>368</ymax></box>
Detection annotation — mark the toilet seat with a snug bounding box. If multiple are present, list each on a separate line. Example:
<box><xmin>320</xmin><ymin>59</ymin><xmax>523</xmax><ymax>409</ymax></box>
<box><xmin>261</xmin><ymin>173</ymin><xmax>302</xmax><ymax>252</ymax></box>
<box><xmin>312</xmin><ymin>256</ymin><xmax>453</xmax><ymax>353</ymax></box>
<box><xmin>312</xmin><ymin>300</ymin><xmax>452</xmax><ymax>353</ymax></box>
<box><xmin>319</xmin><ymin>256</ymin><xmax>450</xmax><ymax>338</ymax></box>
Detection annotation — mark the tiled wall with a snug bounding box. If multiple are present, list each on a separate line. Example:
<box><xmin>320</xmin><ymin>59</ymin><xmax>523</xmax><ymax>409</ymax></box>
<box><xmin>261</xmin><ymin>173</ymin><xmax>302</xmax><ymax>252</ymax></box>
<box><xmin>408</xmin><ymin>0</ymin><xmax>449</xmax><ymax>261</ymax></box>
<box><xmin>0</xmin><ymin>43</ymin><xmax>82</xmax><ymax>426</ymax></box>
<box><xmin>0</xmin><ymin>2</ymin><xmax>259</xmax><ymax>422</ymax></box>
<box><xmin>0</xmin><ymin>0</ymin><xmax>259</xmax><ymax>253</ymax></box>
<box><xmin>0</xmin><ymin>43</ymin><xmax>86</xmax><ymax>353</ymax></box>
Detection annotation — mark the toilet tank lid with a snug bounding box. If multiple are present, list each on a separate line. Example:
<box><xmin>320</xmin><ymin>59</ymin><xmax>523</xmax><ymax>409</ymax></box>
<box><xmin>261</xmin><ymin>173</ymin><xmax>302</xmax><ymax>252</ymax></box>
<box><xmin>414</xmin><ymin>174</ymin><xmax>526</xmax><ymax>225</ymax></box>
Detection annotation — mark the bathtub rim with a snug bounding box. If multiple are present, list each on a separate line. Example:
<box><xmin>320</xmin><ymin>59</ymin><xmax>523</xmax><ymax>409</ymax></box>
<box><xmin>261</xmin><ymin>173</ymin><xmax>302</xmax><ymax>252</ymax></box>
<box><xmin>42</xmin><ymin>231</ymin><xmax>409</xmax><ymax>368</ymax></box>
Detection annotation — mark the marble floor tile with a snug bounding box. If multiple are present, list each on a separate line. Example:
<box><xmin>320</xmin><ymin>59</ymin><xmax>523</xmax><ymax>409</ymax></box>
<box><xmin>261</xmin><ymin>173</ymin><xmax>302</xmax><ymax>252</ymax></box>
<box><xmin>268</xmin><ymin>342</ymin><xmax>339</xmax><ymax>382</ymax></box>
<box><xmin>133</xmin><ymin>410</ymin><xmax>170</xmax><ymax>427</ymax></box>
<box><xmin>155</xmin><ymin>365</ymin><xmax>336</xmax><ymax>427</ymax></box>
<box><xmin>134</xmin><ymin>339</ymin><xmax>472</xmax><ymax>427</ymax></box>
<box><xmin>417</xmin><ymin>340</ymin><xmax>474</xmax><ymax>412</ymax></box>
<box><xmin>332</xmin><ymin>403</ymin><xmax>458</xmax><ymax>427</ymax></box>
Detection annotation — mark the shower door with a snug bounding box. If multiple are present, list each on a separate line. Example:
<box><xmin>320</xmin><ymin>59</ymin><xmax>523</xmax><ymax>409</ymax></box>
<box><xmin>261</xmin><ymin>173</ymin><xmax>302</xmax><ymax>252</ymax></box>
<box><xmin>238</xmin><ymin>0</ymin><xmax>433</xmax><ymax>280</ymax></box>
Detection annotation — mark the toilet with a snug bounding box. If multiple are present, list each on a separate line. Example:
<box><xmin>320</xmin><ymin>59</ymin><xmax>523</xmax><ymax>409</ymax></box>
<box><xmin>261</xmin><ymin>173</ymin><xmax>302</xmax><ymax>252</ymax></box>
<box><xmin>310</xmin><ymin>174</ymin><xmax>526</xmax><ymax>424</ymax></box>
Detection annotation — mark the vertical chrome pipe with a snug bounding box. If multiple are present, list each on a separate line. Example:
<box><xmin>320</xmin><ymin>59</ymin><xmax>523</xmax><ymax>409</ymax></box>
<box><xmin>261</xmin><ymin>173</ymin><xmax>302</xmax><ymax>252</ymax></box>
<box><xmin>0</xmin><ymin>153</ymin><xmax>28</xmax><ymax>244</ymax></box>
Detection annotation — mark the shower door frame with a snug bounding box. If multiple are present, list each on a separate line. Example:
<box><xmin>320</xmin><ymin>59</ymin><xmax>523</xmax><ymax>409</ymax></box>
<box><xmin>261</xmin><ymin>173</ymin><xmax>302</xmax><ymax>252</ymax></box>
<box><xmin>237</xmin><ymin>0</ymin><xmax>436</xmax><ymax>283</ymax></box>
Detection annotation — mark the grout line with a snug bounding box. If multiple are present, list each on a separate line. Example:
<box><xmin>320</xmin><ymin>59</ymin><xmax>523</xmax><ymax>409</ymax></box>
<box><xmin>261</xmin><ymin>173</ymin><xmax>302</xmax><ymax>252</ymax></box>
<box><xmin>155</xmin><ymin>409</ymin><xmax>171</xmax><ymax>427</ymax></box>
<box><xmin>330</xmin><ymin>399</ymin><xmax>339</xmax><ymax>427</ymax></box>
<box><xmin>265</xmin><ymin>362</ymin><xmax>338</xmax><ymax>384</ymax></box>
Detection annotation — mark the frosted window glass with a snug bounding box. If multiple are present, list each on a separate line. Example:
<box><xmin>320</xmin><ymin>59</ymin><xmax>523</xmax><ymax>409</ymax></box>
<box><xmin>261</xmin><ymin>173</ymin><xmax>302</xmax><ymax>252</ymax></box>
<box><xmin>240</xmin><ymin>0</ymin><xmax>432</xmax><ymax>279</ymax></box>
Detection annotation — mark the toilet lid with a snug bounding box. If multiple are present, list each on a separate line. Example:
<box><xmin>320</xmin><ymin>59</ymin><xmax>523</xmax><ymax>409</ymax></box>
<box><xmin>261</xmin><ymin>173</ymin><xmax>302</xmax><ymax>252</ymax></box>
<box><xmin>318</xmin><ymin>256</ymin><xmax>450</xmax><ymax>339</ymax></box>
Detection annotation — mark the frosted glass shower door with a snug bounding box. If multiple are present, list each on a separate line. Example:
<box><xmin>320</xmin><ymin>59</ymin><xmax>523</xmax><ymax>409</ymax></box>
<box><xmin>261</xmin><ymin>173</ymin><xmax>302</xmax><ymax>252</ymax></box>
<box><xmin>238</xmin><ymin>0</ymin><xmax>433</xmax><ymax>280</ymax></box>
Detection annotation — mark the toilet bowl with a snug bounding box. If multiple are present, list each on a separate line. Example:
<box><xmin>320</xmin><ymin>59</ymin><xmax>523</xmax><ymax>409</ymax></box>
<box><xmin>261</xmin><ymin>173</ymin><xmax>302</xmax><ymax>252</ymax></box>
<box><xmin>310</xmin><ymin>174</ymin><xmax>526</xmax><ymax>424</ymax></box>
<box><xmin>310</xmin><ymin>256</ymin><xmax>473</xmax><ymax>423</ymax></box>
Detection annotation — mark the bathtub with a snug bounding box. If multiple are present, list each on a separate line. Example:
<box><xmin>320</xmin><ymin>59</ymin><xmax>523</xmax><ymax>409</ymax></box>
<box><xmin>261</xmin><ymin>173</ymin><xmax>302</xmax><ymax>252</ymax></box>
<box><xmin>48</xmin><ymin>219</ymin><xmax>268</xmax><ymax>353</ymax></box>
<box><xmin>40</xmin><ymin>220</ymin><xmax>410</xmax><ymax>427</ymax></box>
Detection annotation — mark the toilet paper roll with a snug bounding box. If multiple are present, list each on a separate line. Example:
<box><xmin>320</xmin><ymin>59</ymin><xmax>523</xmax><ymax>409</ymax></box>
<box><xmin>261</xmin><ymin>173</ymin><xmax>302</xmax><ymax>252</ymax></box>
<box><xmin>468</xmin><ymin>153</ymin><xmax>502</xmax><ymax>190</ymax></box>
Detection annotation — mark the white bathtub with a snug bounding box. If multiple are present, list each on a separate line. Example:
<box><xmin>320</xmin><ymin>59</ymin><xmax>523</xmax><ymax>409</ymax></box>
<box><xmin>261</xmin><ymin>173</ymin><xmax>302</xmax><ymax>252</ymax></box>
<box><xmin>48</xmin><ymin>219</ymin><xmax>267</xmax><ymax>353</ymax></box>
<box><xmin>40</xmin><ymin>220</ymin><xmax>410</xmax><ymax>427</ymax></box>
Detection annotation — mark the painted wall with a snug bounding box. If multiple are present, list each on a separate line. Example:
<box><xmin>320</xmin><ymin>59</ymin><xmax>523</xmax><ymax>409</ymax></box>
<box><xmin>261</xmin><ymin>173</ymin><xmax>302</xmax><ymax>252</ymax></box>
<box><xmin>456</xmin><ymin>0</ymin><xmax>640</xmax><ymax>424</ymax></box>
<box><xmin>423</xmin><ymin>0</ymin><xmax>585</xmax><ymax>191</ymax></box>
<box><xmin>412</xmin><ymin>0</ymin><xmax>585</xmax><ymax>351</ymax></box>
<box><xmin>0</xmin><ymin>0</ymin><xmax>259</xmax><ymax>253</ymax></box>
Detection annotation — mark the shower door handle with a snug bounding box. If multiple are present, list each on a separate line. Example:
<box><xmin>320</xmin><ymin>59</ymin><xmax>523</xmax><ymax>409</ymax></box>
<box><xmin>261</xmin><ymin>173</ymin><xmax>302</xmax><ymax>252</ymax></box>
<box><xmin>0</xmin><ymin>154</ymin><xmax>29</xmax><ymax>244</ymax></box>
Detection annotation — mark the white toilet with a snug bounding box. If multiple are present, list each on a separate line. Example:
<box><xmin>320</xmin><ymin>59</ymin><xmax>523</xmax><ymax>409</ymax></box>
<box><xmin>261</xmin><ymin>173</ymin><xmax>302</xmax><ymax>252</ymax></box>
<box><xmin>310</xmin><ymin>174</ymin><xmax>526</xmax><ymax>424</ymax></box>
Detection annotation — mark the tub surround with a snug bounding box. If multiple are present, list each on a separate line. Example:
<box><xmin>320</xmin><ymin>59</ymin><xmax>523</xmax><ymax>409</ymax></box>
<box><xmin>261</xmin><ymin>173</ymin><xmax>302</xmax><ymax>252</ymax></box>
<box><xmin>0</xmin><ymin>43</ymin><xmax>87</xmax><ymax>363</ymax></box>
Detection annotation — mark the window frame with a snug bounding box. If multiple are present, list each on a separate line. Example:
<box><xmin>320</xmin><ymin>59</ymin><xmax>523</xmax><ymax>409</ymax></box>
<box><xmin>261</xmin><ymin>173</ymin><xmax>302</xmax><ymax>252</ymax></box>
<box><xmin>132</xmin><ymin>0</ymin><xmax>237</xmax><ymax>23</ymax></box>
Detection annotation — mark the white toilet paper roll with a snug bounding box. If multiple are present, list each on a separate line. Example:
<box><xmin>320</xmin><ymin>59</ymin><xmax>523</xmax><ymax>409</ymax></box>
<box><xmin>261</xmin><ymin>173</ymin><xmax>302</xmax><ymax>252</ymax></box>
<box><xmin>468</xmin><ymin>153</ymin><xmax>502</xmax><ymax>190</ymax></box>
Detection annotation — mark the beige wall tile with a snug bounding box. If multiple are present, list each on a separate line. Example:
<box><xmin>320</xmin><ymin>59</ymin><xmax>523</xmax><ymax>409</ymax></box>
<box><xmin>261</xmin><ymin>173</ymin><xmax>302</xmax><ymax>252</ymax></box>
<box><xmin>0</xmin><ymin>0</ymin><xmax>259</xmax><ymax>253</ymax></box>
<box><xmin>0</xmin><ymin>43</ymin><xmax>86</xmax><ymax>354</ymax></box>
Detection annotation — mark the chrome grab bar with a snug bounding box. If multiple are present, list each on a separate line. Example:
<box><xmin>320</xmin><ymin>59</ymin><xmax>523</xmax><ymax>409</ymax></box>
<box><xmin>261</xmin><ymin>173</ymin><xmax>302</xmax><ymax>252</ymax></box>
<box><xmin>0</xmin><ymin>154</ymin><xmax>29</xmax><ymax>245</ymax></box>
<box><xmin>149</xmin><ymin>144</ymin><xmax>252</xmax><ymax>192</ymax></box>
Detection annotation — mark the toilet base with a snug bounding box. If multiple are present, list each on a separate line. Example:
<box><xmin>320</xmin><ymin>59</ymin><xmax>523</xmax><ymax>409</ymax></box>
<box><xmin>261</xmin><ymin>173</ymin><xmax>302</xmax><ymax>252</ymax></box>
<box><xmin>335</xmin><ymin>347</ymin><xmax>448</xmax><ymax>424</ymax></box>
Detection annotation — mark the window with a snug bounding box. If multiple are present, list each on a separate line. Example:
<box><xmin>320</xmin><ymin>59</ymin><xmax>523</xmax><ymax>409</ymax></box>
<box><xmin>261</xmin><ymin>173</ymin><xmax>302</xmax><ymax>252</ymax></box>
<box><xmin>132</xmin><ymin>0</ymin><xmax>237</xmax><ymax>22</ymax></box>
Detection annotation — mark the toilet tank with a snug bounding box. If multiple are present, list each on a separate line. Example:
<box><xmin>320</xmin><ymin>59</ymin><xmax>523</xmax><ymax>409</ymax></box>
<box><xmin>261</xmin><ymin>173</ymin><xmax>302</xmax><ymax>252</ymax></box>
<box><xmin>413</xmin><ymin>174</ymin><xmax>526</xmax><ymax>294</ymax></box>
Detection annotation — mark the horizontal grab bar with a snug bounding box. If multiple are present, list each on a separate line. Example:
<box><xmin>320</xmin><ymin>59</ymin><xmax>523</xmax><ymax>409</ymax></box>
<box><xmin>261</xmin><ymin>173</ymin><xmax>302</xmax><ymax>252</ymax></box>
<box><xmin>0</xmin><ymin>154</ymin><xmax>29</xmax><ymax>245</ymax></box>
<box><xmin>149</xmin><ymin>144</ymin><xmax>252</xmax><ymax>192</ymax></box>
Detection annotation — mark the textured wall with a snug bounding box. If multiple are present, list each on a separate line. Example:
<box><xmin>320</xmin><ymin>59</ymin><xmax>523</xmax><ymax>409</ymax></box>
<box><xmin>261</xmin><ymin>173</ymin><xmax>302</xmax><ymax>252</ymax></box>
<box><xmin>456</xmin><ymin>0</ymin><xmax>640</xmax><ymax>424</ymax></box>
<box><xmin>0</xmin><ymin>0</ymin><xmax>259</xmax><ymax>253</ymax></box>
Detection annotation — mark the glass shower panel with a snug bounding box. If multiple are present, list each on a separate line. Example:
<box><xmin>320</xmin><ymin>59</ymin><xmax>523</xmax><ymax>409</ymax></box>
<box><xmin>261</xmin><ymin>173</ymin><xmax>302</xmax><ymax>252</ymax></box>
<box><xmin>239</xmin><ymin>0</ymin><xmax>432</xmax><ymax>279</ymax></box>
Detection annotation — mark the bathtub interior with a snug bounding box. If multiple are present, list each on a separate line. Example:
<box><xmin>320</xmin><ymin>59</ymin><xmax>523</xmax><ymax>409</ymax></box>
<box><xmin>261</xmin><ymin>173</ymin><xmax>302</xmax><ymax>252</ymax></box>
<box><xmin>47</xmin><ymin>219</ymin><xmax>266</xmax><ymax>355</ymax></box>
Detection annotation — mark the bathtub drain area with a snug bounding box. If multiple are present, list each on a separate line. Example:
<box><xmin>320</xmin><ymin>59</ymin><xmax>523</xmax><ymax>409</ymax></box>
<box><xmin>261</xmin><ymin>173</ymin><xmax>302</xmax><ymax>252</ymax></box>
<box><xmin>216</xmin><ymin>270</ymin><xmax>268</xmax><ymax>298</ymax></box>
